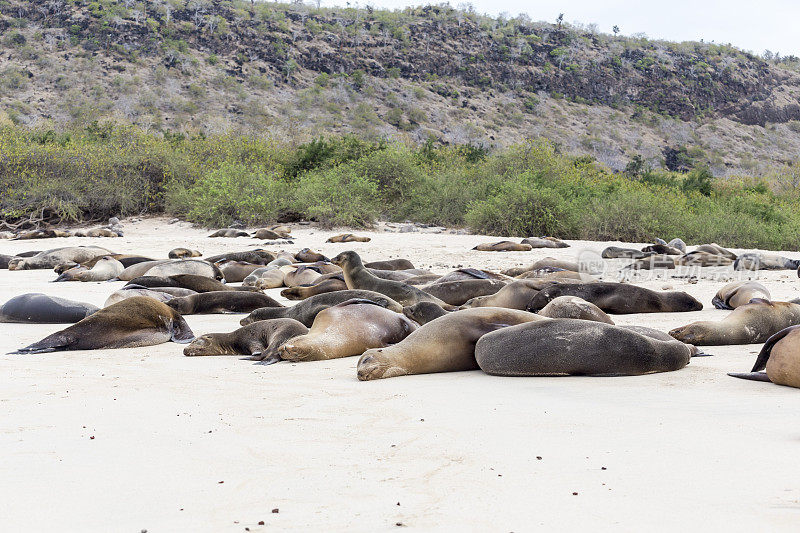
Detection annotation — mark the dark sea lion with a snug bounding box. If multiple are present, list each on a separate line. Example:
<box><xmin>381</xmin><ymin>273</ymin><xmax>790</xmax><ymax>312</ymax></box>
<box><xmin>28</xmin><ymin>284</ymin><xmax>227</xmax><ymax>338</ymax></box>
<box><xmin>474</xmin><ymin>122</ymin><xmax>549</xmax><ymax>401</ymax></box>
<box><xmin>220</xmin><ymin>261</ymin><xmax>264</xmax><ymax>283</ymax></box>
<box><xmin>475</xmin><ymin>319</ymin><xmax>692</xmax><ymax>376</ymax></box>
<box><xmin>675</xmin><ymin>251</ymin><xmax>733</xmax><ymax>267</ymax></box>
<box><xmin>521</xmin><ymin>237</ymin><xmax>570</xmax><ymax>248</ymax></box>
<box><xmin>167</xmin><ymin>291</ymin><xmax>282</xmax><ymax>314</ymax></box>
<box><xmin>331</xmin><ymin>251</ymin><xmax>452</xmax><ymax>308</ymax></box>
<box><xmin>625</xmin><ymin>254</ymin><xmax>676</xmax><ymax>270</ymax></box>
<box><xmin>254</xmin><ymin>227</ymin><xmax>291</xmax><ymax>240</ymax></box>
<box><xmin>668</xmin><ymin>238</ymin><xmax>687</xmax><ymax>253</ymax></box>
<box><xmin>420</xmin><ymin>279</ymin><xmax>506</xmax><ymax>306</ymax></box>
<box><xmin>146</xmin><ymin>260</ymin><xmax>223</xmax><ymax>280</ymax></box>
<box><xmin>398</xmin><ymin>274</ymin><xmax>442</xmax><ymax>286</ymax></box>
<box><xmin>712</xmin><ymin>281</ymin><xmax>771</xmax><ymax>310</ymax></box>
<box><xmin>326</xmin><ymin>233</ymin><xmax>371</xmax><ymax>243</ymax></box>
<box><xmin>357</xmin><ymin>307</ymin><xmax>546</xmax><ymax>380</ymax></box>
<box><xmin>169</xmin><ymin>248</ymin><xmax>202</xmax><ymax>259</ymax></box>
<box><xmin>280</xmin><ymin>277</ymin><xmax>348</xmax><ymax>300</ymax></box>
<box><xmin>364</xmin><ymin>259</ymin><xmax>415</xmax><ymax>270</ymax></box>
<box><xmin>669</xmin><ymin>300</ymin><xmax>800</xmax><ymax>345</ymax></box>
<box><xmin>473</xmin><ymin>241</ymin><xmax>532</xmax><ymax>252</ymax></box>
<box><xmin>527</xmin><ymin>282</ymin><xmax>703</xmax><ymax>314</ymax></box>
<box><xmin>641</xmin><ymin>244</ymin><xmax>682</xmax><ymax>255</ymax></box>
<box><xmin>694</xmin><ymin>244</ymin><xmax>737</xmax><ymax>260</ymax></box>
<box><xmin>461</xmin><ymin>279</ymin><xmax>555</xmax><ymax>310</ymax></box>
<box><xmin>11</xmin><ymin>297</ymin><xmax>194</xmax><ymax>354</ymax></box>
<box><xmin>295</xmin><ymin>248</ymin><xmax>329</xmax><ymax>262</ymax></box>
<box><xmin>0</xmin><ymin>293</ymin><xmax>98</xmax><ymax>323</ymax></box>
<box><xmin>601</xmin><ymin>246</ymin><xmax>653</xmax><ymax>259</ymax></box>
<box><xmin>125</xmin><ymin>274</ymin><xmax>259</xmax><ymax>293</ymax></box>
<box><xmin>728</xmin><ymin>325</ymin><xmax>800</xmax><ymax>388</ymax></box>
<box><xmin>432</xmin><ymin>268</ymin><xmax>509</xmax><ymax>284</ymax></box>
<box><xmin>73</xmin><ymin>228</ymin><xmax>119</xmax><ymax>238</ymax></box>
<box><xmin>0</xmin><ymin>254</ymin><xmax>14</xmax><ymax>269</ymax></box>
<box><xmin>208</xmin><ymin>229</ymin><xmax>249</xmax><ymax>238</ymax></box>
<box><xmin>8</xmin><ymin>246</ymin><xmax>112</xmax><ymax>270</ymax></box>
<box><xmin>402</xmin><ymin>302</ymin><xmax>449</xmax><ymax>325</ymax></box>
<box><xmin>241</xmin><ymin>290</ymin><xmax>403</xmax><ymax>327</ymax></box>
<box><xmin>516</xmin><ymin>270</ymin><xmax>596</xmax><ymax>282</ymax></box>
<box><xmin>13</xmin><ymin>229</ymin><xmax>72</xmax><ymax>239</ymax></box>
<box><xmin>733</xmin><ymin>253</ymin><xmax>800</xmax><ymax>271</ymax></box>
<box><xmin>184</xmin><ymin>319</ymin><xmax>308</xmax><ymax>363</ymax></box>
<box><xmin>278</xmin><ymin>300</ymin><xmax>415</xmax><ymax>363</ymax></box>
<box><xmin>55</xmin><ymin>256</ymin><xmax>125</xmax><ymax>282</ymax></box>
<box><xmin>537</xmin><ymin>296</ymin><xmax>614</xmax><ymax>324</ymax></box>
<box><xmin>205</xmin><ymin>250</ymin><xmax>276</xmax><ymax>265</ymax></box>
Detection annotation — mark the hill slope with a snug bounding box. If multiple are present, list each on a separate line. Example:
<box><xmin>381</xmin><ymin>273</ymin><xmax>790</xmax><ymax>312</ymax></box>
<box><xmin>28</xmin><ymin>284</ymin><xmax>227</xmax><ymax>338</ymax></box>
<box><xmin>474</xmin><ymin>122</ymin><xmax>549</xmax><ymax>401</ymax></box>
<box><xmin>2</xmin><ymin>0</ymin><xmax>800</xmax><ymax>175</ymax></box>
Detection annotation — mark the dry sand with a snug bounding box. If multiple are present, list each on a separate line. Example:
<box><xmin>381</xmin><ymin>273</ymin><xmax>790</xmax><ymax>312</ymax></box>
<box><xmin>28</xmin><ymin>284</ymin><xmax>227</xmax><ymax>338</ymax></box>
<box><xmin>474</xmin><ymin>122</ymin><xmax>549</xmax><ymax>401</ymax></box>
<box><xmin>1</xmin><ymin>218</ymin><xmax>799</xmax><ymax>532</ymax></box>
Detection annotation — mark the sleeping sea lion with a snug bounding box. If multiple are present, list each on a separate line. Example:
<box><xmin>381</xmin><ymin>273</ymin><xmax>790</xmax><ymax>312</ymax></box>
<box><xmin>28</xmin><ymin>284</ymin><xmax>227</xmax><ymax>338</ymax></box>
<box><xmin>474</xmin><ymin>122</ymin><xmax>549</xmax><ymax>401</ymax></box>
<box><xmin>11</xmin><ymin>297</ymin><xmax>194</xmax><ymax>353</ymax></box>
<box><xmin>125</xmin><ymin>274</ymin><xmax>259</xmax><ymax>293</ymax></box>
<box><xmin>73</xmin><ymin>228</ymin><xmax>119</xmax><ymax>238</ymax></box>
<box><xmin>712</xmin><ymin>281</ymin><xmax>771</xmax><ymax>310</ymax></box>
<box><xmin>675</xmin><ymin>251</ymin><xmax>733</xmax><ymax>267</ymax></box>
<box><xmin>243</xmin><ymin>266</ymin><xmax>286</xmax><ymax>289</ymax></box>
<box><xmin>167</xmin><ymin>291</ymin><xmax>282</xmax><ymax>314</ymax></box>
<box><xmin>205</xmin><ymin>250</ymin><xmax>276</xmax><ymax>265</ymax></box>
<box><xmin>625</xmin><ymin>254</ymin><xmax>676</xmax><ymax>270</ymax></box>
<box><xmin>254</xmin><ymin>227</ymin><xmax>291</xmax><ymax>240</ymax></box>
<box><xmin>472</xmin><ymin>241</ymin><xmax>532</xmax><ymax>252</ymax></box>
<box><xmin>521</xmin><ymin>237</ymin><xmax>570</xmax><ymax>249</ymax></box>
<box><xmin>220</xmin><ymin>261</ymin><xmax>264</xmax><ymax>283</ymax></box>
<box><xmin>420</xmin><ymin>279</ymin><xmax>507</xmax><ymax>306</ymax></box>
<box><xmin>13</xmin><ymin>229</ymin><xmax>72</xmax><ymax>239</ymax></box>
<box><xmin>461</xmin><ymin>279</ymin><xmax>556</xmax><ymax>310</ymax></box>
<box><xmin>527</xmin><ymin>282</ymin><xmax>703</xmax><ymax>314</ymax></box>
<box><xmin>145</xmin><ymin>260</ymin><xmax>223</xmax><ymax>280</ymax></box>
<box><xmin>364</xmin><ymin>259</ymin><xmax>415</xmax><ymax>270</ymax></box>
<box><xmin>641</xmin><ymin>244</ymin><xmax>682</xmax><ymax>255</ymax></box>
<box><xmin>402</xmin><ymin>302</ymin><xmax>449</xmax><ymax>325</ymax></box>
<box><xmin>295</xmin><ymin>248</ymin><xmax>328</xmax><ymax>262</ymax></box>
<box><xmin>326</xmin><ymin>233</ymin><xmax>371</xmax><ymax>243</ymax></box>
<box><xmin>502</xmin><ymin>257</ymin><xmax>581</xmax><ymax>277</ymax></box>
<box><xmin>0</xmin><ymin>294</ymin><xmax>98</xmax><ymax>323</ymax></box>
<box><xmin>669</xmin><ymin>300</ymin><xmax>800</xmax><ymax>345</ymax></box>
<box><xmin>184</xmin><ymin>319</ymin><xmax>308</xmax><ymax>363</ymax></box>
<box><xmin>694</xmin><ymin>243</ymin><xmax>737</xmax><ymax>260</ymax></box>
<box><xmin>55</xmin><ymin>256</ymin><xmax>124</xmax><ymax>282</ymax></box>
<box><xmin>728</xmin><ymin>325</ymin><xmax>800</xmax><ymax>388</ymax></box>
<box><xmin>537</xmin><ymin>296</ymin><xmax>614</xmax><ymax>324</ymax></box>
<box><xmin>8</xmin><ymin>246</ymin><xmax>112</xmax><ymax>270</ymax></box>
<box><xmin>733</xmin><ymin>253</ymin><xmax>800</xmax><ymax>271</ymax></box>
<box><xmin>356</xmin><ymin>307</ymin><xmax>546</xmax><ymax>380</ymax></box>
<box><xmin>601</xmin><ymin>247</ymin><xmax>653</xmax><ymax>259</ymax></box>
<box><xmin>280</xmin><ymin>277</ymin><xmax>348</xmax><ymax>300</ymax></box>
<box><xmin>475</xmin><ymin>319</ymin><xmax>692</xmax><ymax>376</ymax></box>
<box><xmin>208</xmin><ymin>229</ymin><xmax>249</xmax><ymax>238</ymax></box>
<box><xmin>278</xmin><ymin>300</ymin><xmax>416</xmax><ymax>363</ymax></box>
<box><xmin>169</xmin><ymin>248</ymin><xmax>202</xmax><ymax>259</ymax></box>
<box><xmin>668</xmin><ymin>238</ymin><xmax>687</xmax><ymax>253</ymax></box>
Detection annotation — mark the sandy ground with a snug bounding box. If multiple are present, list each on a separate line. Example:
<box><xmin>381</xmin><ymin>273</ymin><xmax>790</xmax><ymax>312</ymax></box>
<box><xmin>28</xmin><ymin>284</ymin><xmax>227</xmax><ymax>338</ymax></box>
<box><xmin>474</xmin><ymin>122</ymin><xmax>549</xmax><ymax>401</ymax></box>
<box><xmin>1</xmin><ymin>217</ymin><xmax>799</xmax><ymax>532</ymax></box>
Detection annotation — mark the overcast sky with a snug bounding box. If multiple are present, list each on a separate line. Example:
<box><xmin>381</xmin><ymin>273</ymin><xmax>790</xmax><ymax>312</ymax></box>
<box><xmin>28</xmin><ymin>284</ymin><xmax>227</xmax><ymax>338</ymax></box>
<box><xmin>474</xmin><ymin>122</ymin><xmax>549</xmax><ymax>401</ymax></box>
<box><xmin>316</xmin><ymin>0</ymin><xmax>800</xmax><ymax>57</ymax></box>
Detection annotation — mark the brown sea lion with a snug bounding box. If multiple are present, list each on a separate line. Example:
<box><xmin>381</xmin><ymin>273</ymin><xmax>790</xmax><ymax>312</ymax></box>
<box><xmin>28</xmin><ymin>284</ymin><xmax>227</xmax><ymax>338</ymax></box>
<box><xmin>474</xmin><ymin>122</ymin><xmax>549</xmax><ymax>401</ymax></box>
<box><xmin>712</xmin><ymin>281</ymin><xmax>771</xmax><ymax>310</ymax></box>
<box><xmin>167</xmin><ymin>291</ymin><xmax>282</xmax><ymax>314</ymax></box>
<box><xmin>364</xmin><ymin>259</ymin><xmax>415</xmax><ymax>270</ymax></box>
<box><xmin>73</xmin><ymin>228</ymin><xmax>119</xmax><ymax>238</ymax></box>
<box><xmin>420</xmin><ymin>279</ymin><xmax>506</xmax><ymax>306</ymax></box>
<box><xmin>0</xmin><ymin>294</ymin><xmax>98</xmax><ymax>323</ymax></box>
<box><xmin>54</xmin><ymin>254</ymin><xmax>153</xmax><ymax>274</ymax></box>
<box><xmin>733</xmin><ymin>253</ymin><xmax>800</xmax><ymax>271</ymax></box>
<box><xmin>501</xmin><ymin>257</ymin><xmax>581</xmax><ymax>277</ymax></box>
<box><xmin>694</xmin><ymin>243</ymin><xmax>737</xmax><ymax>260</ymax></box>
<box><xmin>537</xmin><ymin>296</ymin><xmax>614</xmax><ymax>324</ymax></box>
<box><xmin>326</xmin><ymin>233</ymin><xmax>371</xmax><ymax>243</ymax></box>
<box><xmin>641</xmin><ymin>244</ymin><xmax>682</xmax><ymax>255</ymax></box>
<box><xmin>125</xmin><ymin>274</ymin><xmax>259</xmax><ymax>293</ymax></box>
<box><xmin>475</xmin><ymin>319</ymin><xmax>692</xmax><ymax>376</ymax></box>
<box><xmin>280</xmin><ymin>277</ymin><xmax>348</xmax><ymax>300</ymax></box>
<box><xmin>208</xmin><ymin>228</ymin><xmax>249</xmax><ymax>238</ymax></box>
<box><xmin>295</xmin><ymin>248</ymin><xmax>328</xmax><ymax>262</ymax></box>
<box><xmin>728</xmin><ymin>325</ymin><xmax>800</xmax><ymax>388</ymax></box>
<box><xmin>8</xmin><ymin>246</ymin><xmax>113</xmax><ymax>270</ymax></box>
<box><xmin>331</xmin><ymin>251</ymin><xmax>452</xmax><ymax>308</ymax></box>
<box><xmin>117</xmin><ymin>260</ymin><xmax>170</xmax><ymax>281</ymax></box>
<box><xmin>145</xmin><ymin>260</ymin><xmax>223</xmax><ymax>280</ymax></box>
<box><xmin>357</xmin><ymin>307</ymin><xmax>546</xmax><ymax>380</ymax></box>
<box><xmin>104</xmin><ymin>288</ymin><xmax>180</xmax><ymax>306</ymax></box>
<box><xmin>184</xmin><ymin>319</ymin><xmax>309</xmax><ymax>363</ymax></box>
<box><xmin>473</xmin><ymin>241</ymin><xmax>532</xmax><ymax>252</ymax></box>
<box><xmin>283</xmin><ymin>265</ymin><xmax>325</xmax><ymax>287</ymax></box>
<box><xmin>669</xmin><ymin>300</ymin><xmax>800</xmax><ymax>345</ymax></box>
<box><xmin>14</xmin><ymin>229</ymin><xmax>72</xmax><ymax>239</ymax></box>
<box><xmin>11</xmin><ymin>297</ymin><xmax>194</xmax><ymax>354</ymax></box>
<box><xmin>254</xmin><ymin>227</ymin><xmax>291</xmax><ymax>239</ymax></box>
<box><xmin>241</xmin><ymin>290</ymin><xmax>403</xmax><ymax>327</ymax></box>
<box><xmin>675</xmin><ymin>251</ymin><xmax>733</xmax><ymax>267</ymax></box>
<box><xmin>516</xmin><ymin>270</ymin><xmax>596</xmax><ymax>282</ymax></box>
<box><xmin>55</xmin><ymin>256</ymin><xmax>124</xmax><ymax>282</ymax></box>
<box><xmin>242</xmin><ymin>267</ymin><xmax>285</xmax><ymax>289</ymax></box>
<box><xmin>205</xmin><ymin>250</ymin><xmax>276</xmax><ymax>265</ymax></box>
<box><xmin>278</xmin><ymin>300</ymin><xmax>416</xmax><ymax>363</ymax></box>
<box><xmin>668</xmin><ymin>238</ymin><xmax>687</xmax><ymax>253</ymax></box>
<box><xmin>220</xmin><ymin>261</ymin><xmax>264</xmax><ymax>283</ymax></box>
<box><xmin>521</xmin><ymin>237</ymin><xmax>570</xmax><ymax>248</ymax></box>
<box><xmin>601</xmin><ymin>246</ymin><xmax>653</xmax><ymax>259</ymax></box>
<box><xmin>432</xmin><ymin>268</ymin><xmax>509</xmax><ymax>284</ymax></box>
<box><xmin>527</xmin><ymin>282</ymin><xmax>703</xmax><ymax>314</ymax></box>
<box><xmin>461</xmin><ymin>279</ymin><xmax>555</xmax><ymax>310</ymax></box>
<box><xmin>169</xmin><ymin>248</ymin><xmax>202</xmax><ymax>259</ymax></box>
<box><xmin>402</xmin><ymin>302</ymin><xmax>449</xmax><ymax>325</ymax></box>
<box><xmin>625</xmin><ymin>254</ymin><xmax>676</xmax><ymax>270</ymax></box>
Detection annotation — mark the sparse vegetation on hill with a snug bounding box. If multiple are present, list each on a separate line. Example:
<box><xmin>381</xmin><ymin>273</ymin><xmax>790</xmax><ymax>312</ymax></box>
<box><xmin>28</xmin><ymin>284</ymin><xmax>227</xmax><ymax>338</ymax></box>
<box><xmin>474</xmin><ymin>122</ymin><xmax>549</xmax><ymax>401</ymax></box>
<box><xmin>2</xmin><ymin>124</ymin><xmax>800</xmax><ymax>250</ymax></box>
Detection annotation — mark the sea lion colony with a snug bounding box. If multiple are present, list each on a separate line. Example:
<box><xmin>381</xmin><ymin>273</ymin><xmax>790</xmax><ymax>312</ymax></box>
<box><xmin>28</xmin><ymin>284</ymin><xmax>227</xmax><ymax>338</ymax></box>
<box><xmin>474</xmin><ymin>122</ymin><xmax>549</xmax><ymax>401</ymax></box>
<box><xmin>4</xmin><ymin>227</ymin><xmax>800</xmax><ymax>389</ymax></box>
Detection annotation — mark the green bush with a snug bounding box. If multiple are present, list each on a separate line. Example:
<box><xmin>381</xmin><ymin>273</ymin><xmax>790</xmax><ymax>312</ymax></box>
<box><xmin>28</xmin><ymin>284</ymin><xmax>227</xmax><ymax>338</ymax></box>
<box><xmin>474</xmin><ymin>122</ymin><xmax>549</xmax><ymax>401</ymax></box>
<box><xmin>293</xmin><ymin>167</ymin><xmax>380</xmax><ymax>227</ymax></box>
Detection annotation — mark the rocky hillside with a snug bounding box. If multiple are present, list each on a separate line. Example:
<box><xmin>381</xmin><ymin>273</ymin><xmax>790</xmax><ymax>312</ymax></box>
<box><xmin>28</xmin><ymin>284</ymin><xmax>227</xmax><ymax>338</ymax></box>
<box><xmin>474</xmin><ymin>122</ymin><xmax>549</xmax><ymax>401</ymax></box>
<box><xmin>2</xmin><ymin>0</ymin><xmax>800</xmax><ymax>176</ymax></box>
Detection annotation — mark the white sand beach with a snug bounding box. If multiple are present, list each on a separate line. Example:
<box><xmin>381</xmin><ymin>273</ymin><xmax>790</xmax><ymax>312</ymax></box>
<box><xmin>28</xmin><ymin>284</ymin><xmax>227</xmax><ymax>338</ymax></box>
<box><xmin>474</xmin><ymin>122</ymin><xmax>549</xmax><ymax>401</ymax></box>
<box><xmin>1</xmin><ymin>218</ymin><xmax>799</xmax><ymax>532</ymax></box>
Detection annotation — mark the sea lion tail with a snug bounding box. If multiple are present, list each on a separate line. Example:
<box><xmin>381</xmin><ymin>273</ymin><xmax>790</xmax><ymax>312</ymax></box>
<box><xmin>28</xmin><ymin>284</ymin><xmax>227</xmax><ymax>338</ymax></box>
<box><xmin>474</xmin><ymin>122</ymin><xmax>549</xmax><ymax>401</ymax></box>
<box><xmin>727</xmin><ymin>372</ymin><xmax>771</xmax><ymax>382</ymax></box>
<box><xmin>10</xmin><ymin>332</ymin><xmax>74</xmax><ymax>354</ymax></box>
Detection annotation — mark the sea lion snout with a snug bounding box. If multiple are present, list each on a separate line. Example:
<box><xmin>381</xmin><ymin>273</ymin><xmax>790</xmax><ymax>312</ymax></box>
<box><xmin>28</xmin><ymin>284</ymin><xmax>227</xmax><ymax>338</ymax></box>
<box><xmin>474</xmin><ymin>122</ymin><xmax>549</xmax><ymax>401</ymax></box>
<box><xmin>184</xmin><ymin>335</ymin><xmax>212</xmax><ymax>356</ymax></box>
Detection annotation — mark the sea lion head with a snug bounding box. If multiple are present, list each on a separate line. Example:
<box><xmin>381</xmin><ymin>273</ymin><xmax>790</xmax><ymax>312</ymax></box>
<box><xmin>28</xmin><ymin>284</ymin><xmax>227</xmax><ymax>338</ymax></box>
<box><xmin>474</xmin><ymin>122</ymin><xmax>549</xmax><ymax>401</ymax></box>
<box><xmin>183</xmin><ymin>334</ymin><xmax>230</xmax><ymax>356</ymax></box>
<box><xmin>330</xmin><ymin>251</ymin><xmax>362</xmax><ymax>270</ymax></box>
<box><xmin>668</xmin><ymin>324</ymin><xmax>706</xmax><ymax>345</ymax></box>
<box><xmin>166</xmin><ymin>296</ymin><xmax>193</xmax><ymax>314</ymax></box>
<box><xmin>8</xmin><ymin>258</ymin><xmax>27</xmax><ymax>270</ymax></box>
<box><xmin>357</xmin><ymin>347</ymin><xmax>408</xmax><ymax>381</ymax></box>
<box><xmin>403</xmin><ymin>302</ymin><xmax>448</xmax><ymax>325</ymax></box>
<box><xmin>671</xmin><ymin>292</ymin><xmax>704</xmax><ymax>311</ymax></box>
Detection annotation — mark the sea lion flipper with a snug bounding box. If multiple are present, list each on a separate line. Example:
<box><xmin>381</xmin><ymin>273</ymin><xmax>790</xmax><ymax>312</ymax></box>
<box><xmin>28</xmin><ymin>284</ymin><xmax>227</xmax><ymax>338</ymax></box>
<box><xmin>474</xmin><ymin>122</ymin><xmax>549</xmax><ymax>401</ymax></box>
<box><xmin>711</xmin><ymin>295</ymin><xmax>731</xmax><ymax>310</ymax></box>
<box><xmin>170</xmin><ymin>317</ymin><xmax>195</xmax><ymax>344</ymax></box>
<box><xmin>459</xmin><ymin>268</ymin><xmax>489</xmax><ymax>279</ymax></box>
<box><xmin>751</xmin><ymin>325</ymin><xmax>800</xmax><ymax>371</ymax></box>
<box><xmin>254</xmin><ymin>354</ymin><xmax>282</xmax><ymax>366</ymax></box>
<box><xmin>691</xmin><ymin>350</ymin><xmax>714</xmax><ymax>357</ymax></box>
<box><xmin>728</xmin><ymin>372</ymin><xmax>771</xmax><ymax>382</ymax></box>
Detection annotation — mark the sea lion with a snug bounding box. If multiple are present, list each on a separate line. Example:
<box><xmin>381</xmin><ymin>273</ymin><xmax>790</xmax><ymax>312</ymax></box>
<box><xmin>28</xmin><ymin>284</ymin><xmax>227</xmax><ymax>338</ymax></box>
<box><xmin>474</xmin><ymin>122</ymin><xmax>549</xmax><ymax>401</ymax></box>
<box><xmin>0</xmin><ymin>231</ymin><xmax>13</xmax><ymax>239</ymax></box>
<box><xmin>184</xmin><ymin>319</ymin><xmax>308</xmax><ymax>363</ymax></box>
<box><xmin>169</xmin><ymin>248</ymin><xmax>202</xmax><ymax>259</ymax></box>
<box><xmin>280</xmin><ymin>277</ymin><xmax>348</xmax><ymax>300</ymax></box>
<box><xmin>527</xmin><ymin>282</ymin><xmax>703</xmax><ymax>314</ymax></box>
<box><xmin>712</xmin><ymin>281</ymin><xmax>771</xmax><ymax>310</ymax></box>
<box><xmin>254</xmin><ymin>227</ymin><xmax>291</xmax><ymax>240</ymax></box>
<box><xmin>461</xmin><ymin>279</ymin><xmax>555</xmax><ymax>310</ymax></box>
<box><xmin>11</xmin><ymin>297</ymin><xmax>194</xmax><ymax>353</ymax></box>
<box><xmin>73</xmin><ymin>228</ymin><xmax>119</xmax><ymax>237</ymax></box>
<box><xmin>516</xmin><ymin>270</ymin><xmax>596</xmax><ymax>282</ymax></box>
<box><xmin>356</xmin><ymin>307</ymin><xmax>546</xmax><ymax>380</ymax></box>
<box><xmin>208</xmin><ymin>229</ymin><xmax>249</xmax><ymax>238</ymax></box>
<box><xmin>625</xmin><ymin>254</ymin><xmax>676</xmax><ymax>270</ymax></box>
<box><xmin>243</xmin><ymin>266</ymin><xmax>286</xmax><ymax>289</ymax></box>
<box><xmin>55</xmin><ymin>256</ymin><xmax>124</xmax><ymax>282</ymax></box>
<box><xmin>241</xmin><ymin>290</ymin><xmax>403</xmax><ymax>327</ymax></box>
<box><xmin>205</xmin><ymin>250</ymin><xmax>276</xmax><ymax>265</ymax></box>
<box><xmin>674</xmin><ymin>251</ymin><xmax>733</xmax><ymax>267</ymax></box>
<box><xmin>54</xmin><ymin>254</ymin><xmax>154</xmax><ymax>274</ymax></box>
<box><xmin>326</xmin><ymin>233</ymin><xmax>371</xmax><ymax>243</ymax></box>
<box><xmin>537</xmin><ymin>296</ymin><xmax>614</xmax><ymax>324</ymax></box>
<box><xmin>14</xmin><ymin>229</ymin><xmax>72</xmax><ymax>239</ymax></box>
<box><xmin>104</xmin><ymin>288</ymin><xmax>175</xmax><ymax>306</ymax></box>
<box><xmin>420</xmin><ymin>279</ymin><xmax>506</xmax><ymax>306</ymax></box>
<box><xmin>728</xmin><ymin>325</ymin><xmax>800</xmax><ymax>388</ymax></box>
<box><xmin>669</xmin><ymin>300</ymin><xmax>800</xmax><ymax>345</ymax></box>
<box><xmin>8</xmin><ymin>246</ymin><xmax>112</xmax><ymax>270</ymax></box>
<box><xmin>331</xmin><ymin>251</ymin><xmax>452</xmax><ymax>308</ymax></box>
<box><xmin>0</xmin><ymin>294</ymin><xmax>98</xmax><ymax>323</ymax></box>
<box><xmin>283</xmin><ymin>265</ymin><xmax>325</xmax><ymax>287</ymax></box>
<box><xmin>116</xmin><ymin>260</ymin><xmax>170</xmax><ymax>281</ymax></box>
<box><xmin>473</xmin><ymin>241</ymin><xmax>532</xmax><ymax>252</ymax></box>
<box><xmin>402</xmin><ymin>302</ymin><xmax>449</xmax><ymax>325</ymax></box>
<box><xmin>521</xmin><ymin>237</ymin><xmax>570</xmax><ymax>248</ymax></box>
<box><xmin>145</xmin><ymin>260</ymin><xmax>223</xmax><ymax>280</ymax></box>
<box><xmin>502</xmin><ymin>257</ymin><xmax>581</xmax><ymax>277</ymax></box>
<box><xmin>166</xmin><ymin>291</ymin><xmax>282</xmax><ymax>314</ymax></box>
<box><xmin>220</xmin><ymin>261</ymin><xmax>264</xmax><ymax>283</ymax></box>
<box><xmin>694</xmin><ymin>244</ymin><xmax>737</xmax><ymax>260</ymax></box>
<box><xmin>733</xmin><ymin>253</ymin><xmax>800</xmax><ymax>271</ymax></box>
<box><xmin>401</xmin><ymin>274</ymin><xmax>443</xmax><ymax>286</ymax></box>
<box><xmin>432</xmin><ymin>268</ymin><xmax>509</xmax><ymax>284</ymax></box>
<box><xmin>641</xmin><ymin>244</ymin><xmax>682</xmax><ymax>255</ymax></box>
<box><xmin>125</xmin><ymin>274</ymin><xmax>259</xmax><ymax>293</ymax></box>
<box><xmin>295</xmin><ymin>248</ymin><xmax>328</xmax><ymax>262</ymax></box>
<box><xmin>278</xmin><ymin>300</ymin><xmax>416</xmax><ymax>364</ymax></box>
<box><xmin>668</xmin><ymin>238</ymin><xmax>687</xmax><ymax>253</ymax></box>
<box><xmin>601</xmin><ymin>247</ymin><xmax>653</xmax><ymax>259</ymax></box>
<box><xmin>475</xmin><ymin>319</ymin><xmax>692</xmax><ymax>376</ymax></box>
<box><xmin>364</xmin><ymin>259</ymin><xmax>415</xmax><ymax>270</ymax></box>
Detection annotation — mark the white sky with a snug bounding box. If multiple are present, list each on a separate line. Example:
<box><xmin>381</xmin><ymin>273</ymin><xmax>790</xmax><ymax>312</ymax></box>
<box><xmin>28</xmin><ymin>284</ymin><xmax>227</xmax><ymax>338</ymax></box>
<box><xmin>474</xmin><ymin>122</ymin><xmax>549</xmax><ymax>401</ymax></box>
<box><xmin>315</xmin><ymin>0</ymin><xmax>800</xmax><ymax>57</ymax></box>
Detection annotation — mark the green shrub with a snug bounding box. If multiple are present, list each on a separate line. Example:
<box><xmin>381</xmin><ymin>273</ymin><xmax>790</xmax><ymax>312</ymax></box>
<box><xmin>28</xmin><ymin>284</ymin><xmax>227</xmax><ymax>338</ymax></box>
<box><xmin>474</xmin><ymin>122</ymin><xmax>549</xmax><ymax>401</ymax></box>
<box><xmin>293</xmin><ymin>167</ymin><xmax>380</xmax><ymax>227</ymax></box>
